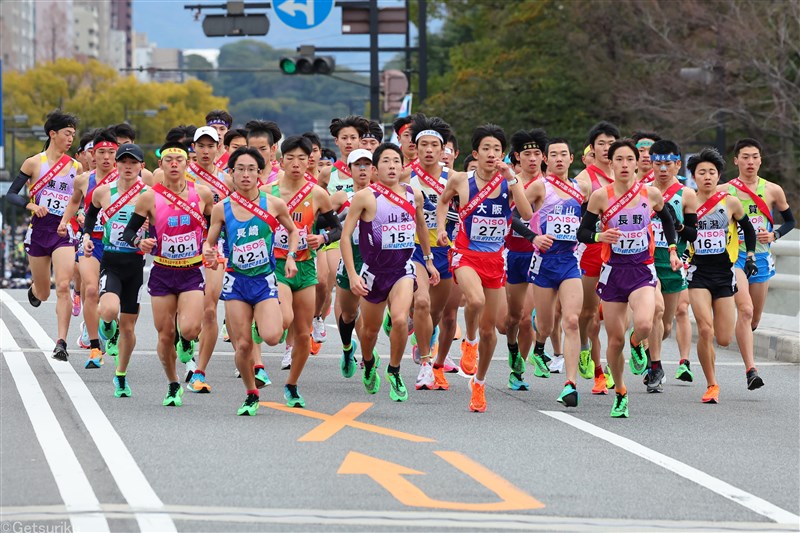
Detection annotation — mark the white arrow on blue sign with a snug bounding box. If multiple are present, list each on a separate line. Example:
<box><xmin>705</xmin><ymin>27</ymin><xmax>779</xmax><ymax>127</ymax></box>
<box><xmin>274</xmin><ymin>0</ymin><xmax>334</xmax><ymax>29</ymax></box>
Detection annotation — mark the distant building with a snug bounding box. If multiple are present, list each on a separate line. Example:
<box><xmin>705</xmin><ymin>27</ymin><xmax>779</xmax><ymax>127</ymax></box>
<box><xmin>0</xmin><ymin>0</ymin><xmax>35</xmax><ymax>71</ymax></box>
<box><xmin>35</xmin><ymin>0</ymin><xmax>75</xmax><ymax>64</ymax></box>
<box><xmin>110</xmin><ymin>0</ymin><xmax>132</xmax><ymax>68</ymax></box>
<box><xmin>73</xmin><ymin>2</ymin><xmax>100</xmax><ymax>59</ymax></box>
<box><xmin>133</xmin><ymin>33</ymin><xmax>184</xmax><ymax>83</ymax></box>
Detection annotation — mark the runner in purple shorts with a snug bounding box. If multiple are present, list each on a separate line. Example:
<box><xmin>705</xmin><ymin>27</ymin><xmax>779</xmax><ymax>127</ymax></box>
<box><xmin>341</xmin><ymin>143</ymin><xmax>439</xmax><ymax>403</ymax></box>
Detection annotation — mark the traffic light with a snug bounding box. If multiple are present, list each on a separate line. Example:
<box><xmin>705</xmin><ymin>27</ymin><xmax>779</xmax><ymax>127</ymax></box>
<box><xmin>201</xmin><ymin>14</ymin><xmax>269</xmax><ymax>37</ymax></box>
<box><xmin>279</xmin><ymin>46</ymin><xmax>335</xmax><ymax>75</ymax></box>
<box><xmin>381</xmin><ymin>69</ymin><xmax>409</xmax><ymax>113</ymax></box>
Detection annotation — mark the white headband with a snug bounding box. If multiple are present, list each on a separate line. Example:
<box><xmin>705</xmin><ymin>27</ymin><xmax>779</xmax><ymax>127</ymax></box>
<box><xmin>415</xmin><ymin>129</ymin><xmax>444</xmax><ymax>143</ymax></box>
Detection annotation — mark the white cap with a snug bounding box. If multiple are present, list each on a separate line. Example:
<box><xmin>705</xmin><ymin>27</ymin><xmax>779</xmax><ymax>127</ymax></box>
<box><xmin>347</xmin><ymin>149</ymin><xmax>373</xmax><ymax>165</ymax></box>
<box><xmin>193</xmin><ymin>126</ymin><xmax>220</xmax><ymax>143</ymax></box>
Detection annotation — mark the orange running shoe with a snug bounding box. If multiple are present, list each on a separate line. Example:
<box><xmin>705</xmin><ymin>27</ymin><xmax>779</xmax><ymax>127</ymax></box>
<box><xmin>592</xmin><ymin>374</ymin><xmax>608</xmax><ymax>395</ymax></box>
<box><xmin>702</xmin><ymin>384</ymin><xmax>719</xmax><ymax>404</ymax></box>
<box><xmin>469</xmin><ymin>377</ymin><xmax>486</xmax><ymax>412</ymax></box>
<box><xmin>460</xmin><ymin>339</ymin><xmax>477</xmax><ymax>375</ymax></box>
<box><xmin>432</xmin><ymin>366</ymin><xmax>449</xmax><ymax>390</ymax></box>
<box><xmin>310</xmin><ymin>335</ymin><xmax>322</xmax><ymax>355</ymax></box>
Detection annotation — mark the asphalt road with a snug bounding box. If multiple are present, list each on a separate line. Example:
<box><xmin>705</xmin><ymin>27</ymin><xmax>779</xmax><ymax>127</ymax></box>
<box><xmin>1</xmin><ymin>286</ymin><xmax>798</xmax><ymax>533</ymax></box>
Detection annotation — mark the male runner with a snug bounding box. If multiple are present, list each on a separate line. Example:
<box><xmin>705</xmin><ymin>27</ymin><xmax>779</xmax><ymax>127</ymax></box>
<box><xmin>441</xmin><ymin>133</ymin><xmax>459</xmax><ymax>169</ymax></box>
<box><xmin>245</xmin><ymin>120</ymin><xmax>283</xmax><ymax>185</ymax></box>
<box><xmin>205</xmin><ymin>109</ymin><xmax>233</xmax><ymax>167</ymax></box>
<box><xmin>224</xmin><ymin>129</ymin><xmax>248</xmax><ymax>156</ymax></box>
<box><xmin>360</xmin><ymin>120</ymin><xmax>383</xmax><ymax>152</ymax></box>
<box><xmin>631</xmin><ymin>131</ymin><xmax>661</xmax><ymax>184</ymax></box>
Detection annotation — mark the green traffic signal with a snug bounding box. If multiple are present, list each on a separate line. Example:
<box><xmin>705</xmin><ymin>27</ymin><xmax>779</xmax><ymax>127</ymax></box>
<box><xmin>279</xmin><ymin>57</ymin><xmax>297</xmax><ymax>75</ymax></box>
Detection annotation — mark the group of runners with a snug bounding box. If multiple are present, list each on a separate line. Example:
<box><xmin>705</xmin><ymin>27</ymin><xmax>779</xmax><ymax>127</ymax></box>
<box><xmin>7</xmin><ymin>108</ymin><xmax>795</xmax><ymax>417</ymax></box>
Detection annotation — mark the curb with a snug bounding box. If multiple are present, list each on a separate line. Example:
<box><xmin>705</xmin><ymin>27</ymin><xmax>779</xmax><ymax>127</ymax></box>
<box><xmin>677</xmin><ymin>318</ymin><xmax>799</xmax><ymax>364</ymax></box>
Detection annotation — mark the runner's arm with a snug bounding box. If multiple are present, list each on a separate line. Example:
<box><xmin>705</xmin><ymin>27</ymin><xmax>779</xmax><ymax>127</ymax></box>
<box><xmin>6</xmin><ymin>171</ymin><xmax>31</xmax><ymax>207</ymax></box>
<box><xmin>653</xmin><ymin>204</ymin><xmax>678</xmax><ymax>248</ymax></box>
<box><xmin>678</xmin><ymin>213</ymin><xmax>697</xmax><ymax>242</ymax></box>
<box><xmin>59</xmin><ymin>176</ymin><xmax>87</xmax><ymax>226</ymax></box>
<box><xmin>121</xmin><ymin>191</ymin><xmax>154</xmax><ymax>247</ymax></box>
<box><xmin>510</xmin><ymin>209</ymin><xmax>538</xmax><ymax>241</ymax></box>
<box><xmin>340</xmin><ymin>191</ymin><xmax>366</xmax><ymax>279</ymax></box>
<box><xmin>577</xmin><ymin>211</ymin><xmax>600</xmax><ymax>243</ymax></box>
<box><xmin>737</xmin><ymin>215</ymin><xmax>757</xmax><ymax>254</ymax></box>
<box><xmin>82</xmin><ymin>203</ymin><xmax>101</xmax><ymax>234</ymax></box>
<box><xmin>772</xmin><ymin>208</ymin><xmax>796</xmax><ymax>240</ymax></box>
<box><xmin>315</xmin><ymin>210</ymin><xmax>342</xmax><ymax>244</ymax></box>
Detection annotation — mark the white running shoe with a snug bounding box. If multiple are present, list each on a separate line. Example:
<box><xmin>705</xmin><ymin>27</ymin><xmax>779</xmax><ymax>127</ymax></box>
<box><xmin>281</xmin><ymin>345</ymin><xmax>293</xmax><ymax>370</ymax></box>
<box><xmin>415</xmin><ymin>362</ymin><xmax>435</xmax><ymax>390</ymax></box>
<box><xmin>184</xmin><ymin>358</ymin><xmax>197</xmax><ymax>382</ymax></box>
<box><xmin>76</xmin><ymin>321</ymin><xmax>90</xmax><ymax>349</ymax></box>
<box><xmin>549</xmin><ymin>354</ymin><xmax>565</xmax><ymax>374</ymax></box>
<box><xmin>442</xmin><ymin>354</ymin><xmax>459</xmax><ymax>373</ymax></box>
<box><xmin>311</xmin><ymin>317</ymin><xmax>327</xmax><ymax>343</ymax></box>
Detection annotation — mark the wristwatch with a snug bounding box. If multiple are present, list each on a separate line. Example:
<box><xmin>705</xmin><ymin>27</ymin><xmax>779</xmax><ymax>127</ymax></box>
<box><xmin>507</xmin><ymin>177</ymin><xmax>519</xmax><ymax>186</ymax></box>
<box><xmin>422</xmin><ymin>254</ymin><xmax>433</xmax><ymax>261</ymax></box>
<box><xmin>287</xmin><ymin>251</ymin><xmax>297</xmax><ymax>260</ymax></box>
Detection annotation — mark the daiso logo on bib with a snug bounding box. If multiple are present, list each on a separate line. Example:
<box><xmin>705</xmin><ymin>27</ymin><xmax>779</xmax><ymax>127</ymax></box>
<box><xmin>237</xmin><ymin>240</ymin><xmax>263</xmax><ymax>253</ymax></box>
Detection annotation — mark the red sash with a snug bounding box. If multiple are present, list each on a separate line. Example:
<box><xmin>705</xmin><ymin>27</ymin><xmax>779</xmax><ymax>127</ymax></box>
<box><xmin>410</xmin><ymin>160</ymin><xmax>445</xmax><ymax>195</ymax></box>
<box><xmin>101</xmin><ymin>181</ymin><xmax>145</xmax><ymax>223</ymax></box>
<box><xmin>214</xmin><ymin>152</ymin><xmax>230</xmax><ymax>170</ymax></box>
<box><xmin>601</xmin><ymin>182</ymin><xmax>642</xmax><ymax>226</ymax></box>
<box><xmin>370</xmin><ymin>182</ymin><xmax>416</xmax><ymax>219</ymax></box>
<box><xmin>586</xmin><ymin>164</ymin><xmax>613</xmax><ymax>190</ymax></box>
<box><xmin>29</xmin><ymin>154</ymin><xmax>73</xmax><ymax>197</ymax></box>
<box><xmin>304</xmin><ymin>172</ymin><xmax>318</xmax><ymax>184</ymax></box>
<box><xmin>230</xmin><ymin>191</ymin><xmax>279</xmax><ymax>231</ymax></box>
<box><xmin>460</xmin><ymin>172</ymin><xmax>504</xmax><ymax>220</ymax></box>
<box><xmin>286</xmin><ymin>181</ymin><xmax>315</xmax><ymax>213</ymax></box>
<box><xmin>333</xmin><ymin>160</ymin><xmax>352</xmax><ymax>178</ymax></box>
<box><xmin>403</xmin><ymin>158</ymin><xmax>417</xmax><ymax>170</ymax></box>
<box><xmin>337</xmin><ymin>199</ymin><xmax>351</xmax><ymax>214</ymax></box>
<box><xmin>640</xmin><ymin>170</ymin><xmax>655</xmax><ymax>184</ymax></box>
<box><xmin>650</xmin><ymin>182</ymin><xmax>683</xmax><ymax>217</ymax></box>
<box><xmin>546</xmin><ymin>175</ymin><xmax>584</xmax><ymax>204</ymax></box>
<box><xmin>153</xmin><ymin>183</ymin><xmax>207</xmax><ymax>230</ymax></box>
<box><xmin>96</xmin><ymin>168</ymin><xmax>119</xmax><ymax>189</ymax></box>
<box><xmin>729</xmin><ymin>178</ymin><xmax>773</xmax><ymax>224</ymax></box>
<box><xmin>189</xmin><ymin>162</ymin><xmax>229</xmax><ymax>199</ymax></box>
<box><xmin>697</xmin><ymin>191</ymin><xmax>728</xmax><ymax>220</ymax></box>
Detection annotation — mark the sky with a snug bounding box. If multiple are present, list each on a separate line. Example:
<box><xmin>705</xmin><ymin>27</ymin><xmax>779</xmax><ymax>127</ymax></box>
<box><xmin>133</xmin><ymin>0</ymin><xmax>439</xmax><ymax>70</ymax></box>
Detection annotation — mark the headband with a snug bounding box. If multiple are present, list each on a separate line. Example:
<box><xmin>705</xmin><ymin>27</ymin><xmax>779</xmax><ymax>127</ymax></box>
<box><xmin>397</xmin><ymin>123</ymin><xmax>411</xmax><ymax>136</ymax></box>
<box><xmin>93</xmin><ymin>141</ymin><xmax>118</xmax><ymax>151</ymax></box>
<box><xmin>362</xmin><ymin>132</ymin><xmax>380</xmax><ymax>140</ymax></box>
<box><xmin>207</xmin><ymin>118</ymin><xmax>230</xmax><ymax>128</ymax></box>
<box><xmin>583</xmin><ymin>145</ymin><xmax>592</xmax><ymax>156</ymax></box>
<box><xmin>161</xmin><ymin>147</ymin><xmax>188</xmax><ymax>159</ymax></box>
<box><xmin>636</xmin><ymin>139</ymin><xmax>655</xmax><ymax>149</ymax></box>
<box><xmin>319</xmin><ymin>155</ymin><xmax>335</xmax><ymax>162</ymax></box>
<box><xmin>415</xmin><ymin>129</ymin><xmax>444</xmax><ymax>143</ymax></box>
<box><xmin>521</xmin><ymin>141</ymin><xmax>541</xmax><ymax>152</ymax></box>
<box><xmin>651</xmin><ymin>153</ymin><xmax>681</xmax><ymax>162</ymax></box>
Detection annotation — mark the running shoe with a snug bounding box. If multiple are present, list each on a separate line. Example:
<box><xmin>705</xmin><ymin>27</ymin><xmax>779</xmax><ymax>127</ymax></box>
<box><xmin>746</xmin><ymin>368</ymin><xmax>764</xmax><ymax>390</ymax></box>
<box><xmin>382</xmin><ymin>309</ymin><xmax>392</xmax><ymax>336</ymax></box>
<box><xmin>99</xmin><ymin>319</ymin><xmax>117</xmax><ymax>343</ymax></box>
<box><xmin>579</xmin><ymin>346</ymin><xmax>594</xmax><ymax>379</ymax></box>
<box><xmin>187</xmin><ymin>372</ymin><xmax>211</xmax><ymax>393</ymax></box>
<box><xmin>702</xmin><ymin>384</ymin><xmax>720</xmax><ymax>404</ymax></box>
<box><xmin>363</xmin><ymin>354</ymin><xmax>381</xmax><ymax>394</ymax></box>
<box><xmin>508</xmin><ymin>347</ymin><xmax>525</xmax><ymax>375</ymax></box>
<box><xmin>280</xmin><ymin>328</ymin><xmax>288</xmax><ymax>344</ymax></box>
<box><xmin>415</xmin><ymin>362</ymin><xmax>434</xmax><ymax>390</ymax></box>
<box><xmin>281</xmin><ymin>345</ymin><xmax>293</xmax><ymax>370</ymax></box>
<box><xmin>646</xmin><ymin>365</ymin><xmax>665</xmax><ymax>393</ymax></box>
<box><xmin>531</xmin><ymin>351</ymin><xmax>551</xmax><ymax>378</ymax></box>
<box><xmin>76</xmin><ymin>321</ymin><xmax>91</xmax><ymax>349</ymax></box>
<box><xmin>605</xmin><ymin>365</ymin><xmax>615</xmax><ymax>389</ymax></box>
<box><xmin>84</xmin><ymin>347</ymin><xmax>103</xmax><ymax>369</ymax></box>
<box><xmin>610</xmin><ymin>393</ymin><xmax>629</xmax><ymax>418</ymax></box>
<box><xmin>222</xmin><ymin>321</ymin><xmax>230</xmax><ymax>343</ymax></box>
<box><xmin>52</xmin><ymin>340</ymin><xmax>69</xmax><ymax>362</ymax></box>
<box><xmin>163</xmin><ymin>382</ymin><xmax>183</xmax><ymax>407</ymax></box>
<box><xmin>386</xmin><ymin>370</ymin><xmax>408</xmax><ymax>402</ymax></box>
<box><xmin>442</xmin><ymin>354</ymin><xmax>459</xmax><ymax>373</ymax></box>
<box><xmin>459</xmin><ymin>339</ymin><xmax>477</xmax><ymax>375</ymax></box>
<box><xmin>628</xmin><ymin>330</ymin><xmax>647</xmax><ymax>375</ymax></box>
<box><xmin>255</xmin><ymin>367</ymin><xmax>271</xmax><ymax>388</ymax></box>
<box><xmin>549</xmin><ymin>354</ymin><xmax>565</xmax><ymax>374</ymax></box>
<box><xmin>508</xmin><ymin>373</ymin><xmax>529</xmax><ymax>391</ymax></box>
<box><xmin>184</xmin><ymin>358</ymin><xmax>197</xmax><ymax>382</ymax></box>
<box><xmin>176</xmin><ymin>337</ymin><xmax>195</xmax><ymax>364</ymax></box>
<box><xmin>104</xmin><ymin>328</ymin><xmax>120</xmax><ymax>360</ymax></box>
<box><xmin>251</xmin><ymin>322</ymin><xmax>262</xmax><ymax>344</ymax></box>
<box><xmin>310</xmin><ymin>336</ymin><xmax>322</xmax><ymax>356</ymax></box>
<box><xmin>28</xmin><ymin>286</ymin><xmax>41</xmax><ymax>308</ymax></box>
<box><xmin>469</xmin><ymin>377</ymin><xmax>486</xmax><ymax>413</ymax></box>
<box><xmin>237</xmin><ymin>393</ymin><xmax>259</xmax><ymax>416</ymax></box>
<box><xmin>557</xmin><ymin>382</ymin><xmax>579</xmax><ymax>407</ymax></box>
<box><xmin>311</xmin><ymin>317</ymin><xmax>327</xmax><ymax>343</ymax></box>
<box><xmin>411</xmin><ymin>333</ymin><xmax>421</xmax><ymax>365</ymax></box>
<box><xmin>71</xmin><ymin>290</ymin><xmax>81</xmax><ymax>316</ymax></box>
<box><xmin>113</xmin><ymin>375</ymin><xmax>131</xmax><ymax>398</ymax></box>
<box><xmin>284</xmin><ymin>384</ymin><xmax>306</xmax><ymax>408</ymax></box>
<box><xmin>340</xmin><ymin>339</ymin><xmax>358</xmax><ymax>379</ymax></box>
<box><xmin>592</xmin><ymin>374</ymin><xmax>608</xmax><ymax>395</ymax></box>
<box><xmin>675</xmin><ymin>359</ymin><xmax>694</xmax><ymax>382</ymax></box>
<box><xmin>432</xmin><ymin>366</ymin><xmax>449</xmax><ymax>390</ymax></box>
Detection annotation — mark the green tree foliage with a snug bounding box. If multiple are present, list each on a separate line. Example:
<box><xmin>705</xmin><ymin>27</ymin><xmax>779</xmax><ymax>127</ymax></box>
<box><xmin>184</xmin><ymin>54</ymin><xmax>215</xmax><ymax>84</ymax></box>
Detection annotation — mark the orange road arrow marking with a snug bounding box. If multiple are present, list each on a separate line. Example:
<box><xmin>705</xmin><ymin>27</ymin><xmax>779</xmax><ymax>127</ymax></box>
<box><xmin>337</xmin><ymin>450</ymin><xmax>544</xmax><ymax>511</ymax></box>
<box><xmin>260</xmin><ymin>402</ymin><xmax>435</xmax><ymax>443</ymax></box>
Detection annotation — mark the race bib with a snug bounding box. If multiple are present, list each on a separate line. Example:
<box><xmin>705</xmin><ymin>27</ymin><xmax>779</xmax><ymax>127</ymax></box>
<box><xmin>423</xmin><ymin>208</ymin><xmax>437</xmax><ymax>229</ymax></box>
<box><xmin>528</xmin><ymin>251</ymin><xmax>542</xmax><ymax>276</ymax></box>
<box><xmin>359</xmin><ymin>263</ymin><xmax>375</xmax><ymax>291</ymax></box>
<box><xmin>39</xmin><ymin>188</ymin><xmax>71</xmax><ymax>216</ymax></box>
<box><xmin>651</xmin><ymin>219</ymin><xmax>668</xmax><ymax>248</ymax></box>
<box><xmin>739</xmin><ymin>214</ymin><xmax>767</xmax><ymax>241</ymax></box>
<box><xmin>599</xmin><ymin>263</ymin><xmax>612</xmax><ymax>285</ymax></box>
<box><xmin>275</xmin><ymin>226</ymin><xmax>308</xmax><ymax>251</ymax></box>
<box><xmin>470</xmin><ymin>215</ymin><xmax>507</xmax><ymax>242</ymax></box>
<box><xmin>381</xmin><ymin>221</ymin><xmax>415</xmax><ymax>250</ymax></box>
<box><xmin>611</xmin><ymin>229</ymin><xmax>648</xmax><ymax>255</ymax></box>
<box><xmin>233</xmin><ymin>238</ymin><xmax>269</xmax><ymax>269</ymax></box>
<box><xmin>109</xmin><ymin>220</ymin><xmax>141</xmax><ymax>249</ymax></box>
<box><xmin>222</xmin><ymin>272</ymin><xmax>235</xmax><ymax>294</ymax></box>
<box><xmin>511</xmin><ymin>218</ymin><xmax>530</xmax><ymax>239</ymax></box>
<box><xmin>161</xmin><ymin>232</ymin><xmax>199</xmax><ymax>259</ymax></box>
<box><xmin>695</xmin><ymin>228</ymin><xmax>726</xmax><ymax>255</ymax></box>
<box><xmin>545</xmin><ymin>213</ymin><xmax>579</xmax><ymax>241</ymax></box>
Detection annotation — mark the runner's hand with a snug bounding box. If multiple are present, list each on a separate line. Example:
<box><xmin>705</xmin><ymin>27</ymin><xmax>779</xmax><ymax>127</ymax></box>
<box><xmin>31</xmin><ymin>204</ymin><xmax>49</xmax><ymax>218</ymax></box>
<box><xmin>138</xmin><ymin>237</ymin><xmax>156</xmax><ymax>254</ymax></box>
<box><xmin>307</xmin><ymin>234</ymin><xmax>325</xmax><ymax>250</ymax></box>
<box><xmin>426</xmin><ymin>260</ymin><xmax>441</xmax><ymax>286</ymax></box>
<box><xmin>284</xmin><ymin>257</ymin><xmax>298</xmax><ymax>279</ymax></box>
<box><xmin>533</xmin><ymin>234</ymin><xmax>554</xmax><ymax>252</ymax></box>
<box><xmin>203</xmin><ymin>246</ymin><xmax>219</xmax><ymax>269</ymax></box>
<box><xmin>756</xmin><ymin>229</ymin><xmax>774</xmax><ymax>244</ymax></box>
<box><xmin>436</xmin><ymin>228</ymin><xmax>449</xmax><ymax>247</ymax></box>
<box><xmin>76</xmin><ymin>213</ymin><xmax>85</xmax><ymax>226</ymax></box>
<box><xmin>57</xmin><ymin>222</ymin><xmax>69</xmax><ymax>237</ymax></box>
<box><xmin>83</xmin><ymin>236</ymin><xmax>94</xmax><ymax>255</ymax></box>
<box><xmin>495</xmin><ymin>161</ymin><xmax>515</xmax><ymax>181</ymax></box>
<box><xmin>349</xmin><ymin>273</ymin><xmax>369</xmax><ymax>297</ymax></box>
<box><xmin>669</xmin><ymin>252</ymin><xmax>682</xmax><ymax>272</ymax></box>
<box><xmin>596</xmin><ymin>228</ymin><xmax>621</xmax><ymax>244</ymax></box>
<box><xmin>744</xmin><ymin>256</ymin><xmax>759</xmax><ymax>279</ymax></box>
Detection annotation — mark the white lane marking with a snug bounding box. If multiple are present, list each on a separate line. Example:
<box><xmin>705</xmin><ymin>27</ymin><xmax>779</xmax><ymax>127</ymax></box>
<box><xmin>541</xmin><ymin>410</ymin><xmax>800</xmax><ymax>526</ymax></box>
<box><xmin>1</xmin><ymin>291</ymin><xmax>176</xmax><ymax>533</ymax></box>
<box><xmin>1</xmin><ymin>321</ymin><xmax>109</xmax><ymax>533</ymax></box>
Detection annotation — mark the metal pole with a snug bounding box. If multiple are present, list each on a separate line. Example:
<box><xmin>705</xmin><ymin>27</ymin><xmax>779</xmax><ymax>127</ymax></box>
<box><xmin>369</xmin><ymin>0</ymin><xmax>380</xmax><ymax>120</ymax></box>
<box><xmin>418</xmin><ymin>0</ymin><xmax>427</xmax><ymax>103</ymax></box>
<box><xmin>404</xmin><ymin>0</ymin><xmax>411</xmax><ymax>77</ymax></box>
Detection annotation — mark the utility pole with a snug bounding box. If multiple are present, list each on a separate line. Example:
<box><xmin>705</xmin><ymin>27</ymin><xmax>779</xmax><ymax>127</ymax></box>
<box><xmin>369</xmin><ymin>0</ymin><xmax>380</xmax><ymax>120</ymax></box>
<box><xmin>418</xmin><ymin>0</ymin><xmax>427</xmax><ymax>102</ymax></box>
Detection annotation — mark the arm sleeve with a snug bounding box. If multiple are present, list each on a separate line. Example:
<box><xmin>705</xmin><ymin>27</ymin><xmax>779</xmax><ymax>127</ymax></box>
<box><xmin>577</xmin><ymin>211</ymin><xmax>599</xmax><ymax>243</ymax></box>
<box><xmin>510</xmin><ymin>209</ymin><xmax>537</xmax><ymax>241</ymax></box>
<box><xmin>122</xmin><ymin>212</ymin><xmax>147</xmax><ymax>246</ymax></box>
<box><xmin>653</xmin><ymin>205</ymin><xmax>677</xmax><ymax>246</ymax></box>
<box><xmin>315</xmin><ymin>210</ymin><xmax>342</xmax><ymax>244</ymax></box>
<box><xmin>82</xmin><ymin>203</ymin><xmax>101</xmax><ymax>234</ymax></box>
<box><xmin>7</xmin><ymin>172</ymin><xmax>32</xmax><ymax>207</ymax></box>
<box><xmin>678</xmin><ymin>213</ymin><xmax>698</xmax><ymax>242</ymax></box>
<box><xmin>737</xmin><ymin>215</ymin><xmax>757</xmax><ymax>253</ymax></box>
<box><xmin>774</xmin><ymin>207</ymin><xmax>796</xmax><ymax>239</ymax></box>
<box><xmin>580</xmin><ymin>201</ymin><xmax>589</xmax><ymax>217</ymax></box>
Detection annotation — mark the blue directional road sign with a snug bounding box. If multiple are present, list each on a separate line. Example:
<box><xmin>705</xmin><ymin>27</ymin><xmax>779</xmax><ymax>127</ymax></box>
<box><xmin>274</xmin><ymin>0</ymin><xmax>334</xmax><ymax>30</ymax></box>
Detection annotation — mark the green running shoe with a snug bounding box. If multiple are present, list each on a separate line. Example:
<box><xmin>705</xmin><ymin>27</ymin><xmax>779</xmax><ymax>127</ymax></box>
<box><xmin>363</xmin><ymin>354</ymin><xmax>381</xmax><ymax>394</ymax></box>
<box><xmin>175</xmin><ymin>334</ymin><xmax>195</xmax><ymax>364</ymax></box>
<box><xmin>628</xmin><ymin>330</ymin><xmax>647</xmax><ymax>375</ymax></box>
<box><xmin>237</xmin><ymin>393</ymin><xmax>259</xmax><ymax>416</ymax></box>
<box><xmin>279</xmin><ymin>328</ymin><xmax>288</xmax><ymax>344</ymax></box>
<box><xmin>578</xmin><ymin>346</ymin><xmax>594</xmax><ymax>380</ymax></box>
<box><xmin>340</xmin><ymin>339</ymin><xmax>358</xmax><ymax>379</ymax></box>
<box><xmin>531</xmin><ymin>351</ymin><xmax>551</xmax><ymax>378</ymax></box>
<box><xmin>382</xmin><ymin>309</ymin><xmax>392</xmax><ymax>337</ymax></box>
<box><xmin>605</xmin><ymin>364</ymin><xmax>615</xmax><ymax>389</ymax></box>
<box><xmin>99</xmin><ymin>319</ymin><xmax>117</xmax><ymax>343</ymax></box>
<box><xmin>252</xmin><ymin>322</ymin><xmax>263</xmax><ymax>344</ymax></box>
<box><xmin>508</xmin><ymin>348</ymin><xmax>525</xmax><ymax>375</ymax></box>
<box><xmin>254</xmin><ymin>367</ymin><xmax>271</xmax><ymax>388</ymax></box>
<box><xmin>113</xmin><ymin>375</ymin><xmax>131</xmax><ymax>398</ymax></box>
<box><xmin>284</xmin><ymin>385</ymin><xmax>306</xmax><ymax>408</ymax></box>
<box><xmin>557</xmin><ymin>382</ymin><xmax>579</xmax><ymax>407</ymax></box>
<box><xmin>610</xmin><ymin>392</ymin><xmax>629</xmax><ymax>418</ymax></box>
<box><xmin>163</xmin><ymin>382</ymin><xmax>183</xmax><ymax>406</ymax></box>
<box><xmin>508</xmin><ymin>372</ymin><xmax>529</xmax><ymax>391</ymax></box>
<box><xmin>386</xmin><ymin>371</ymin><xmax>408</xmax><ymax>402</ymax></box>
<box><xmin>105</xmin><ymin>328</ymin><xmax>120</xmax><ymax>359</ymax></box>
<box><xmin>675</xmin><ymin>359</ymin><xmax>694</xmax><ymax>382</ymax></box>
